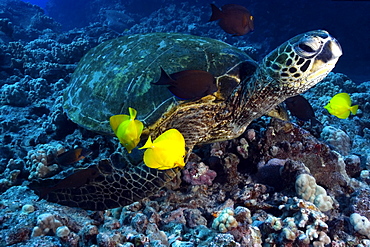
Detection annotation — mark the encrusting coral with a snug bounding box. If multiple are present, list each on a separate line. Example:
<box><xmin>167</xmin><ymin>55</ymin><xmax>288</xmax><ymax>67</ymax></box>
<box><xmin>350</xmin><ymin>213</ymin><xmax>370</xmax><ymax>239</ymax></box>
<box><xmin>261</xmin><ymin>119</ymin><xmax>352</xmax><ymax>200</ymax></box>
<box><xmin>212</xmin><ymin>208</ymin><xmax>238</xmax><ymax>233</ymax></box>
<box><xmin>0</xmin><ymin>158</ymin><xmax>24</xmax><ymax>192</ymax></box>
<box><xmin>295</xmin><ymin>173</ymin><xmax>334</xmax><ymax>212</ymax></box>
<box><xmin>267</xmin><ymin>198</ymin><xmax>332</xmax><ymax>246</ymax></box>
<box><xmin>1</xmin><ymin>1</ymin><xmax>370</xmax><ymax>246</ymax></box>
<box><xmin>31</xmin><ymin>213</ymin><xmax>64</xmax><ymax>237</ymax></box>
<box><xmin>182</xmin><ymin>160</ymin><xmax>217</xmax><ymax>186</ymax></box>
<box><xmin>321</xmin><ymin>126</ymin><xmax>352</xmax><ymax>156</ymax></box>
<box><xmin>25</xmin><ymin>143</ymin><xmax>65</xmax><ymax>179</ymax></box>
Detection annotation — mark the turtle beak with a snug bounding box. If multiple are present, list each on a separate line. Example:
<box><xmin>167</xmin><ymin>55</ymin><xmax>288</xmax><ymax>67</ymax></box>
<box><xmin>316</xmin><ymin>36</ymin><xmax>342</xmax><ymax>65</ymax></box>
<box><xmin>330</xmin><ymin>38</ymin><xmax>342</xmax><ymax>60</ymax></box>
<box><xmin>325</xmin><ymin>38</ymin><xmax>342</xmax><ymax>67</ymax></box>
<box><xmin>306</xmin><ymin>33</ymin><xmax>342</xmax><ymax>84</ymax></box>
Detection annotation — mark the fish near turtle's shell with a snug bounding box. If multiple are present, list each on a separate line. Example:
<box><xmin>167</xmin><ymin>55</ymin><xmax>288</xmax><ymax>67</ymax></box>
<box><xmin>64</xmin><ymin>33</ymin><xmax>255</xmax><ymax>134</ymax></box>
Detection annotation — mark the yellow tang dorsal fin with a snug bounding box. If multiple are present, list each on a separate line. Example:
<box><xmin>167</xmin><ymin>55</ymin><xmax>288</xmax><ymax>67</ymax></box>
<box><xmin>128</xmin><ymin>107</ymin><xmax>137</xmax><ymax>120</ymax></box>
<box><xmin>128</xmin><ymin>107</ymin><xmax>143</xmax><ymax>135</ymax></box>
<box><xmin>332</xmin><ymin>93</ymin><xmax>351</xmax><ymax>107</ymax></box>
<box><xmin>109</xmin><ymin>114</ymin><xmax>130</xmax><ymax>134</ymax></box>
<box><xmin>154</xmin><ymin>129</ymin><xmax>184</xmax><ymax>144</ymax></box>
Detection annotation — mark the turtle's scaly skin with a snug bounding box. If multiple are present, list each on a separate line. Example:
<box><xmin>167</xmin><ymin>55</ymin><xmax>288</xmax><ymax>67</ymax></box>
<box><xmin>35</xmin><ymin>30</ymin><xmax>341</xmax><ymax>210</ymax></box>
<box><xmin>41</xmin><ymin>158</ymin><xmax>181</xmax><ymax>210</ymax></box>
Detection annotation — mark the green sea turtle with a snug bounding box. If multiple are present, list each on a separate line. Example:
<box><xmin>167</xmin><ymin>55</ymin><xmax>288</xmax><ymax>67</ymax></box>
<box><xmin>33</xmin><ymin>30</ymin><xmax>341</xmax><ymax>210</ymax></box>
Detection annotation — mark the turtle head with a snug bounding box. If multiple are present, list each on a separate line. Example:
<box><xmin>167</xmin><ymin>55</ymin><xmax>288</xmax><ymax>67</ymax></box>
<box><xmin>262</xmin><ymin>30</ymin><xmax>342</xmax><ymax>96</ymax></box>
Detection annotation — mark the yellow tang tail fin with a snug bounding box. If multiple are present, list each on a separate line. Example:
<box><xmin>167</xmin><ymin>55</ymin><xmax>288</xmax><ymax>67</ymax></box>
<box><xmin>110</xmin><ymin>114</ymin><xmax>130</xmax><ymax>134</ymax></box>
<box><xmin>350</xmin><ymin>105</ymin><xmax>358</xmax><ymax>115</ymax></box>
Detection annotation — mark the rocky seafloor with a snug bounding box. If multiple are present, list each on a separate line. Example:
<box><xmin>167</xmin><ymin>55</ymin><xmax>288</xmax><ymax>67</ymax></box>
<box><xmin>1</xmin><ymin>0</ymin><xmax>370</xmax><ymax>246</ymax></box>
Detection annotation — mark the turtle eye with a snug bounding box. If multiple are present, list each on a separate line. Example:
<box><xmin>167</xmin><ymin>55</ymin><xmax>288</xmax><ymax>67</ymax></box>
<box><xmin>298</xmin><ymin>43</ymin><xmax>315</xmax><ymax>53</ymax></box>
<box><xmin>295</xmin><ymin>36</ymin><xmax>322</xmax><ymax>57</ymax></box>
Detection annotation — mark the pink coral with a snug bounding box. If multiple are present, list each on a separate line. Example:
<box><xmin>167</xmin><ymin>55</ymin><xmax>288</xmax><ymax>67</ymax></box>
<box><xmin>182</xmin><ymin>161</ymin><xmax>217</xmax><ymax>186</ymax></box>
<box><xmin>246</xmin><ymin>129</ymin><xmax>256</xmax><ymax>142</ymax></box>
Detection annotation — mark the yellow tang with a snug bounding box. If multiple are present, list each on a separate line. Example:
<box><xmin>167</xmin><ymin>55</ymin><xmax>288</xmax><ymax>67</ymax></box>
<box><xmin>109</xmin><ymin>107</ymin><xmax>144</xmax><ymax>153</ymax></box>
<box><xmin>324</xmin><ymin>93</ymin><xmax>358</xmax><ymax>119</ymax></box>
<box><xmin>139</xmin><ymin>129</ymin><xmax>186</xmax><ymax>170</ymax></box>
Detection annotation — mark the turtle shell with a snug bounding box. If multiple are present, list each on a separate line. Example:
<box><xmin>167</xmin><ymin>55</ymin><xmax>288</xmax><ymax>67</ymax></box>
<box><xmin>64</xmin><ymin>33</ymin><xmax>255</xmax><ymax>134</ymax></box>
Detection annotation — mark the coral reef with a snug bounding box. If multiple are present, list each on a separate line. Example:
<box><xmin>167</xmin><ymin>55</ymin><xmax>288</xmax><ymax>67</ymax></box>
<box><xmin>261</xmin><ymin>119</ymin><xmax>352</xmax><ymax>198</ymax></box>
<box><xmin>25</xmin><ymin>143</ymin><xmax>64</xmax><ymax>179</ymax></box>
<box><xmin>182</xmin><ymin>154</ymin><xmax>217</xmax><ymax>186</ymax></box>
<box><xmin>31</xmin><ymin>213</ymin><xmax>64</xmax><ymax>237</ymax></box>
<box><xmin>212</xmin><ymin>208</ymin><xmax>238</xmax><ymax>233</ymax></box>
<box><xmin>0</xmin><ymin>158</ymin><xmax>24</xmax><ymax>192</ymax></box>
<box><xmin>321</xmin><ymin>126</ymin><xmax>352</xmax><ymax>156</ymax></box>
<box><xmin>295</xmin><ymin>173</ymin><xmax>334</xmax><ymax>212</ymax></box>
<box><xmin>350</xmin><ymin>213</ymin><xmax>370</xmax><ymax>239</ymax></box>
<box><xmin>1</xmin><ymin>0</ymin><xmax>370</xmax><ymax>246</ymax></box>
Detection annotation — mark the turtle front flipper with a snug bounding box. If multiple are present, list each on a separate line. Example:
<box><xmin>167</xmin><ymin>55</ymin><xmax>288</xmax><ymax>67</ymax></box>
<box><xmin>29</xmin><ymin>159</ymin><xmax>180</xmax><ymax>211</ymax></box>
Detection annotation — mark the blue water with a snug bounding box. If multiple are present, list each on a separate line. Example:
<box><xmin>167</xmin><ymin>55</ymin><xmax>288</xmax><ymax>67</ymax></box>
<box><xmin>21</xmin><ymin>0</ymin><xmax>48</xmax><ymax>9</ymax></box>
<box><xmin>14</xmin><ymin>0</ymin><xmax>370</xmax><ymax>82</ymax></box>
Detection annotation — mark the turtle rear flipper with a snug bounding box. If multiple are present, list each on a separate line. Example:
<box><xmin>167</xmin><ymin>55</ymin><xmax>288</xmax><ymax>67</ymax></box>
<box><xmin>30</xmin><ymin>158</ymin><xmax>179</xmax><ymax>210</ymax></box>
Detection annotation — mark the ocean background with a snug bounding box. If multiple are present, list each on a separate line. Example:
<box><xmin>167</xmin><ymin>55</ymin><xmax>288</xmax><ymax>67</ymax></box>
<box><xmin>19</xmin><ymin>0</ymin><xmax>370</xmax><ymax>83</ymax></box>
<box><xmin>1</xmin><ymin>0</ymin><xmax>370</xmax><ymax>246</ymax></box>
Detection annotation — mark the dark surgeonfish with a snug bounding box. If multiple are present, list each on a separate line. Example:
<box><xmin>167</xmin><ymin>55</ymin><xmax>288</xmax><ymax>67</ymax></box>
<box><xmin>284</xmin><ymin>95</ymin><xmax>320</xmax><ymax>125</ymax></box>
<box><xmin>55</xmin><ymin>147</ymin><xmax>92</xmax><ymax>166</ymax></box>
<box><xmin>152</xmin><ymin>67</ymin><xmax>217</xmax><ymax>100</ymax></box>
<box><xmin>208</xmin><ymin>4</ymin><xmax>254</xmax><ymax>36</ymax></box>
